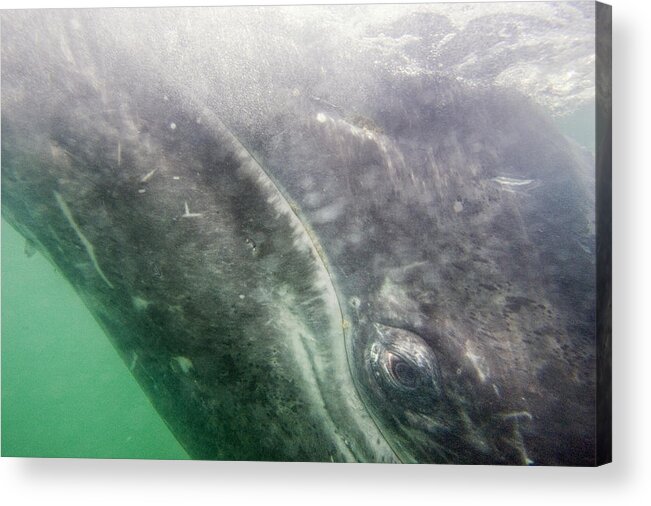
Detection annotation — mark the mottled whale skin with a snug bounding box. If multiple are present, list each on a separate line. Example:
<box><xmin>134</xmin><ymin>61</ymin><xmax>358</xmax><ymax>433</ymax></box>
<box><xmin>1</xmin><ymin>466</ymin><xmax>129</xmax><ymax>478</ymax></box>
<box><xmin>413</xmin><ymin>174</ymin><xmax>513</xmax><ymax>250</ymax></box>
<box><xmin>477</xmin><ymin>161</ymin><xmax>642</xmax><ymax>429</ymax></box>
<box><xmin>1</xmin><ymin>10</ymin><xmax>596</xmax><ymax>464</ymax></box>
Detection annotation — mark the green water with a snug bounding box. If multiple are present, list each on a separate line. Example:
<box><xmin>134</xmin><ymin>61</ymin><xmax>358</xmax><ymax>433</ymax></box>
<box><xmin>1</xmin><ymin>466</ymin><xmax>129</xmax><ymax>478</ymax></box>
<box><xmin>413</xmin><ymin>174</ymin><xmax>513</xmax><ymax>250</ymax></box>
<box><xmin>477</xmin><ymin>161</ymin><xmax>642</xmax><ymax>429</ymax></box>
<box><xmin>1</xmin><ymin>219</ymin><xmax>188</xmax><ymax>459</ymax></box>
<box><xmin>556</xmin><ymin>103</ymin><xmax>596</xmax><ymax>155</ymax></box>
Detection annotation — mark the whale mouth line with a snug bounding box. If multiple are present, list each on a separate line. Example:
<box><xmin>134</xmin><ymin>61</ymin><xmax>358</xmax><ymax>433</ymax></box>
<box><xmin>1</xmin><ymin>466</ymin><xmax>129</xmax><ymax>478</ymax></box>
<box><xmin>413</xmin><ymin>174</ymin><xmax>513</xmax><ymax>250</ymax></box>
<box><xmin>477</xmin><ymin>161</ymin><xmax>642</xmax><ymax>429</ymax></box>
<box><xmin>204</xmin><ymin>110</ymin><xmax>399</xmax><ymax>463</ymax></box>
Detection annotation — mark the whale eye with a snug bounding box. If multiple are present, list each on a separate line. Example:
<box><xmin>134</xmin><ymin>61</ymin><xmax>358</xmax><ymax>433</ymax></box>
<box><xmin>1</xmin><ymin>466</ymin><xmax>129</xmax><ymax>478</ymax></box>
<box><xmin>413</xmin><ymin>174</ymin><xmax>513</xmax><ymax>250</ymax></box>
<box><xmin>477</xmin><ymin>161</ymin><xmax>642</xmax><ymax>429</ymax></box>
<box><xmin>386</xmin><ymin>352</ymin><xmax>423</xmax><ymax>390</ymax></box>
<box><xmin>367</xmin><ymin>324</ymin><xmax>442</xmax><ymax>408</ymax></box>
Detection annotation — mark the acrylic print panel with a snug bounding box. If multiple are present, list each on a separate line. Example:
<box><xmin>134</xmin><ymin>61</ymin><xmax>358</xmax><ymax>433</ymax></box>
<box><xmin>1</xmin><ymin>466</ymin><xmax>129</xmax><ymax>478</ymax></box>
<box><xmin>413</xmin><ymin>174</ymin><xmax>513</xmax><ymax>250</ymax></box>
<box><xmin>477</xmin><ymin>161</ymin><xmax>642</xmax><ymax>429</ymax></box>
<box><xmin>0</xmin><ymin>2</ymin><xmax>611</xmax><ymax>465</ymax></box>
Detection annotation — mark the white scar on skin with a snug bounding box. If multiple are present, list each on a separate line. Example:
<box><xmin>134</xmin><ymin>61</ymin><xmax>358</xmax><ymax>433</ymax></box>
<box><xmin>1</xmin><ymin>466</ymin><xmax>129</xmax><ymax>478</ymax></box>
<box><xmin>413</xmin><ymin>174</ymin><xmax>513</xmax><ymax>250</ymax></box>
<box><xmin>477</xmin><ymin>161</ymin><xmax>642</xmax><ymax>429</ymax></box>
<box><xmin>491</xmin><ymin>176</ymin><xmax>534</xmax><ymax>187</ymax></box>
<box><xmin>129</xmin><ymin>351</ymin><xmax>138</xmax><ymax>371</ymax></box>
<box><xmin>172</xmin><ymin>356</ymin><xmax>194</xmax><ymax>374</ymax></box>
<box><xmin>54</xmin><ymin>191</ymin><xmax>114</xmax><ymax>288</ymax></box>
<box><xmin>464</xmin><ymin>340</ymin><xmax>489</xmax><ymax>383</ymax></box>
<box><xmin>132</xmin><ymin>296</ymin><xmax>151</xmax><ymax>311</ymax></box>
<box><xmin>182</xmin><ymin>201</ymin><xmax>203</xmax><ymax>218</ymax></box>
<box><xmin>140</xmin><ymin>168</ymin><xmax>157</xmax><ymax>183</ymax></box>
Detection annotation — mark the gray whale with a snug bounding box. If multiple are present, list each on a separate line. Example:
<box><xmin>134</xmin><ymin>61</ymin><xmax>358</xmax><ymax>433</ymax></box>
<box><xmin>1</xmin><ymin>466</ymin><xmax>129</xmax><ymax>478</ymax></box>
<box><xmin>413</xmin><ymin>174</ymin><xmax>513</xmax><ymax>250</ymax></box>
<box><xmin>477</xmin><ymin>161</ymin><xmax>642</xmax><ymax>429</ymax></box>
<box><xmin>1</xmin><ymin>9</ymin><xmax>597</xmax><ymax>464</ymax></box>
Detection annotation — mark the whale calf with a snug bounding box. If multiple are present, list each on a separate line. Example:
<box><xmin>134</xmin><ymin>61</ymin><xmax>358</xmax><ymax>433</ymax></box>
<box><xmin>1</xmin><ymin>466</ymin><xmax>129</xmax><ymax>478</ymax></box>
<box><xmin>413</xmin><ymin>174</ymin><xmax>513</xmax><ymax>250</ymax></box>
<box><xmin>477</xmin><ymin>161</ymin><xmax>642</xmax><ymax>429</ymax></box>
<box><xmin>1</xmin><ymin>7</ymin><xmax>599</xmax><ymax>464</ymax></box>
